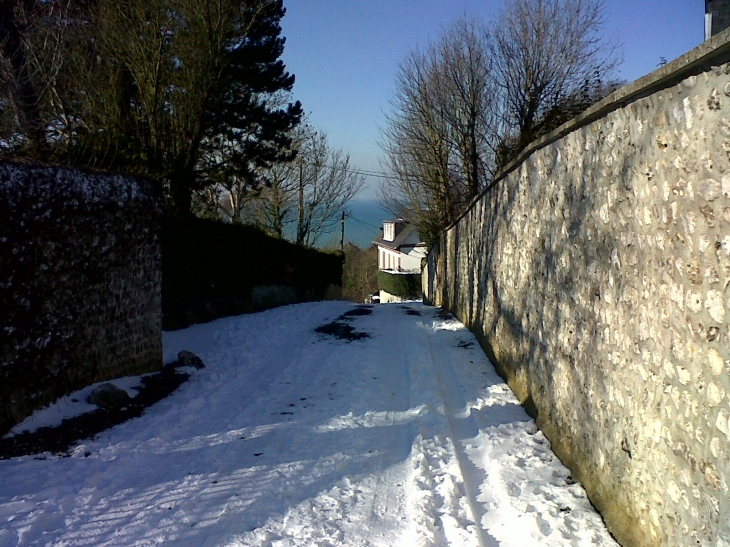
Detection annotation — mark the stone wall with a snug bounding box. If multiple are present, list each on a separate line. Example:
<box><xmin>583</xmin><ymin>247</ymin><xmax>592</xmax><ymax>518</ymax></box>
<box><xmin>424</xmin><ymin>30</ymin><xmax>730</xmax><ymax>547</ymax></box>
<box><xmin>0</xmin><ymin>162</ymin><xmax>163</xmax><ymax>433</ymax></box>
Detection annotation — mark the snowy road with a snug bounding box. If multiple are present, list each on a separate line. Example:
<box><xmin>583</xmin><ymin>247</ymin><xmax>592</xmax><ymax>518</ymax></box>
<box><xmin>0</xmin><ymin>302</ymin><xmax>617</xmax><ymax>546</ymax></box>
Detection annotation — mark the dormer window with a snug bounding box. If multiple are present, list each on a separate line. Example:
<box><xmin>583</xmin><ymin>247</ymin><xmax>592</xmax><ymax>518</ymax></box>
<box><xmin>384</xmin><ymin>221</ymin><xmax>395</xmax><ymax>241</ymax></box>
<box><xmin>383</xmin><ymin>219</ymin><xmax>405</xmax><ymax>242</ymax></box>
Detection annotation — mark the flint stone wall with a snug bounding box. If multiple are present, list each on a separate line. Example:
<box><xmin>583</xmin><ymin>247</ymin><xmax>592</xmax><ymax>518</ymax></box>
<box><xmin>424</xmin><ymin>30</ymin><xmax>730</xmax><ymax>546</ymax></box>
<box><xmin>0</xmin><ymin>162</ymin><xmax>162</xmax><ymax>433</ymax></box>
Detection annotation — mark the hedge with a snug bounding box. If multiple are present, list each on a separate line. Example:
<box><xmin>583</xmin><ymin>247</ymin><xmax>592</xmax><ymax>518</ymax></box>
<box><xmin>163</xmin><ymin>217</ymin><xmax>343</xmax><ymax>329</ymax></box>
<box><xmin>376</xmin><ymin>270</ymin><xmax>422</xmax><ymax>298</ymax></box>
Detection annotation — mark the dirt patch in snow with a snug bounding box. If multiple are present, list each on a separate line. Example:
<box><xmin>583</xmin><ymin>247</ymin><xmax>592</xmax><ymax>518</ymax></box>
<box><xmin>396</xmin><ymin>305</ymin><xmax>422</xmax><ymax>316</ymax></box>
<box><xmin>341</xmin><ymin>307</ymin><xmax>373</xmax><ymax>317</ymax></box>
<box><xmin>0</xmin><ymin>369</ymin><xmax>190</xmax><ymax>460</ymax></box>
<box><xmin>315</xmin><ymin>320</ymin><xmax>370</xmax><ymax>342</ymax></box>
<box><xmin>315</xmin><ymin>308</ymin><xmax>372</xmax><ymax>341</ymax></box>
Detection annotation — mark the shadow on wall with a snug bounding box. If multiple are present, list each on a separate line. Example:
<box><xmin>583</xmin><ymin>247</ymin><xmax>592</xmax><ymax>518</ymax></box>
<box><xmin>0</xmin><ymin>161</ymin><xmax>163</xmax><ymax>434</ymax></box>
<box><xmin>425</xmin><ymin>29</ymin><xmax>730</xmax><ymax>547</ymax></box>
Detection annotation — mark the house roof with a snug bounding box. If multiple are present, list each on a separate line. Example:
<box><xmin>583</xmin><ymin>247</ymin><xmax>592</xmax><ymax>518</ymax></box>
<box><xmin>373</xmin><ymin>223</ymin><xmax>423</xmax><ymax>251</ymax></box>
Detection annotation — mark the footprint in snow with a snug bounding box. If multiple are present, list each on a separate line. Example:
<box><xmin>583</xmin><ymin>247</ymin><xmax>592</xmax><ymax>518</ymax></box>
<box><xmin>536</xmin><ymin>514</ymin><xmax>553</xmax><ymax>536</ymax></box>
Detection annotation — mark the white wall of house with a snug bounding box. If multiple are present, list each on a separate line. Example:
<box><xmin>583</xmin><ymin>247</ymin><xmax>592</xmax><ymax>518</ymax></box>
<box><xmin>402</xmin><ymin>246</ymin><xmax>427</xmax><ymax>268</ymax></box>
<box><xmin>377</xmin><ymin>221</ymin><xmax>426</xmax><ymax>272</ymax></box>
<box><xmin>378</xmin><ymin>247</ymin><xmax>400</xmax><ymax>270</ymax></box>
<box><xmin>379</xmin><ymin>289</ymin><xmax>406</xmax><ymax>304</ymax></box>
<box><xmin>397</xmin><ymin>249</ymin><xmax>423</xmax><ymax>272</ymax></box>
<box><xmin>378</xmin><ymin>246</ymin><xmax>425</xmax><ymax>272</ymax></box>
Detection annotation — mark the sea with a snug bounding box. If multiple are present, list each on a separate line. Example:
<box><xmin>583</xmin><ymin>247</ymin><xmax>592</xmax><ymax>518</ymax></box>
<box><xmin>318</xmin><ymin>200</ymin><xmax>392</xmax><ymax>249</ymax></box>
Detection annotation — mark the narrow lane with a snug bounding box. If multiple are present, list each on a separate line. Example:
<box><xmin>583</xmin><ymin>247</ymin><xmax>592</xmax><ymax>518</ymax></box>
<box><xmin>0</xmin><ymin>302</ymin><xmax>617</xmax><ymax>546</ymax></box>
<box><xmin>424</xmin><ymin>321</ymin><xmax>498</xmax><ymax>547</ymax></box>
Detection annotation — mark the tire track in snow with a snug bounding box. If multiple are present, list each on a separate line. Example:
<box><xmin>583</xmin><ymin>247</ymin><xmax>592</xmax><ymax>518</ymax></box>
<box><xmin>420</xmin><ymin>312</ymin><xmax>619</xmax><ymax>546</ymax></box>
<box><xmin>422</xmin><ymin>319</ymin><xmax>499</xmax><ymax>547</ymax></box>
<box><xmin>0</xmin><ymin>303</ymin><xmax>620</xmax><ymax>546</ymax></box>
<box><xmin>236</xmin><ymin>303</ymin><xmax>417</xmax><ymax>546</ymax></box>
<box><xmin>399</xmin><ymin>312</ymin><xmax>481</xmax><ymax>547</ymax></box>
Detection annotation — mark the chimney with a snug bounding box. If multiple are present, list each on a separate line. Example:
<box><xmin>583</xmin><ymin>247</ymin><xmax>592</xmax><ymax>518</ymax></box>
<box><xmin>382</xmin><ymin>219</ymin><xmax>405</xmax><ymax>242</ymax></box>
<box><xmin>706</xmin><ymin>0</ymin><xmax>730</xmax><ymax>40</ymax></box>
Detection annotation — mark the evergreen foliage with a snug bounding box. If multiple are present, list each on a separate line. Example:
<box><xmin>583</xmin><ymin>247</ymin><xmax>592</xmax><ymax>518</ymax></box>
<box><xmin>163</xmin><ymin>216</ymin><xmax>343</xmax><ymax>329</ymax></box>
<box><xmin>342</xmin><ymin>245</ymin><xmax>378</xmax><ymax>302</ymax></box>
<box><xmin>0</xmin><ymin>0</ymin><xmax>302</xmax><ymax>215</ymax></box>
<box><xmin>376</xmin><ymin>270</ymin><xmax>422</xmax><ymax>299</ymax></box>
<box><xmin>188</xmin><ymin>0</ymin><xmax>303</xmax><ymax>214</ymax></box>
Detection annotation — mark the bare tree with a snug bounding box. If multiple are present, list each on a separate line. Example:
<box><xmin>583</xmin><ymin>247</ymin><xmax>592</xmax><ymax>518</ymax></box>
<box><xmin>439</xmin><ymin>17</ymin><xmax>500</xmax><ymax>197</ymax></box>
<box><xmin>492</xmin><ymin>0</ymin><xmax>621</xmax><ymax>163</ymax></box>
<box><xmin>92</xmin><ymin>0</ymin><xmax>302</xmax><ymax>214</ymax></box>
<box><xmin>293</xmin><ymin>131</ymin><xmax>364</xmax><ymax>247</ymax></box>
<box><xmin>380</xmin><ymin>4</ymin><xmax>621</xmax><ymax>244</ymax></box>
<box><xmin>0</xmin><ymin>0</ymin><xmax>302</xmax><ymax>215</ymax></box>
<box><xmin>379</xmin><ymin>17</ymin><xmax>498</xmax><ymax>246</ymax></box>
<box><xmin>217</xmin><ymin>123</ymin><xmax>364</xmax><ymax>247</ymax></box>
<box><xmin>256</xmin><ymin>159</ymin><xmax>297</xmax><ymax>239</ymax></box>
<box><xmin>0</xmin><ymin>0</ymin><xmax>77</xmax><ymax>158</ymax></box>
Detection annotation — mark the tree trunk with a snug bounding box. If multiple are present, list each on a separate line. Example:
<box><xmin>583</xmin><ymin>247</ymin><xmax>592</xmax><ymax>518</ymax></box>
<box><xmin>469</xmin><ymin>122</ymin><xmax>480</xmax><ymax>200</ymax></box>
<box><xmin>170</xmin><ymin>170</ymin><xmax>194</xmax><ymax>217</ymax></box>
<box><xmin>0</xmin><ymin>0</ymin><xmax>48</xmax><ymax>159</ymax></box>
<box><xmin>296</xmin><ymin>159</ymin><xmax>304</xmax><ymax>245</ymax></box>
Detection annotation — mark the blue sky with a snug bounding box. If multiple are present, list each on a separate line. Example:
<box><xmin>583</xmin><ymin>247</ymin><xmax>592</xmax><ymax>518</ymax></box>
<box><xmin>280</xmin><ymin>1</ymin><xmax>704</xmax><ymax>200</ymax></box>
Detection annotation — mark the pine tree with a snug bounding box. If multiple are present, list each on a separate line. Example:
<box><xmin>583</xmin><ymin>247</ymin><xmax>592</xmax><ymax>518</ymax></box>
<box><xmin>170</xmin><ymin>0</ymin><xmax>303</xmax><ymax>215</ymax></box>
<box><xmin>0</xmin><ymin>0</ymin><xmax>302</xmax><ymax>216</ymax></box>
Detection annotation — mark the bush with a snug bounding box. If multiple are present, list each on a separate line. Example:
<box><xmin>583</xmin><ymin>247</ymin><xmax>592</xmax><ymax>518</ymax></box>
<box><xmin>163</xmin><ymin>217</ymin><xmax>343</xmax><ymax>329</ymax></box>
<box><xmin>376</xmin><ymin>270</ymin><xmax>422</xmax><ymax>298</ymax></box>
<box><xmin>342</xmin><ymin>245</ymin><xmax>379</xmax><ymax>302</ymax></box>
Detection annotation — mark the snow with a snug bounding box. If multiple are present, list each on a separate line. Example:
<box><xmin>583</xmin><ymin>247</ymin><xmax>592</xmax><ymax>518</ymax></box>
<box><xmin>0</xmin><ymin>301</ymin><xmax>618</xmax><ymax>546</ymax></box>
<box><xmin>379</xmin><ymin>268</ymin><xmax>420</xmax><ymax>275</ymax></box>
<box><xmin>3</xmin><ymin>377</ymin><xmax>147</xmax><ymax>439</ymax></box>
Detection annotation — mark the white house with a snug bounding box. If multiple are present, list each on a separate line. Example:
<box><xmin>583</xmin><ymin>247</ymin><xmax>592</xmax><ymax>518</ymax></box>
<box><xmin>373</xmin><ymin>219</ymin><xmax>427</xmax><ymax>303</ymax></box>
<box><xmin>373</xmin><ymin>219</ymin><xmax>427</xmax><ymax>273</ymax></box>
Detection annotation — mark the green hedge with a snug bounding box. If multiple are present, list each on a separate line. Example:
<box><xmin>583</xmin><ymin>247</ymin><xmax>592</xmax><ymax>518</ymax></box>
<box><xmin>163</xmin><ymin>218</ymin><xmax>343</xmax><ymax>329</ymax></box>
<box><xmin>377</xmin><ymin>270</ymin><xmax>422</xmax><ymax>298</ymax></box>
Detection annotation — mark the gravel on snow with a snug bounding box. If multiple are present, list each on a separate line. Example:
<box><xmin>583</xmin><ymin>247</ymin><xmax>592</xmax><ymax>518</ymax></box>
<box><xmin>0</xmin><ymin>301</ymin><xmax>618</xmax><ymax>547</ymax></box>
